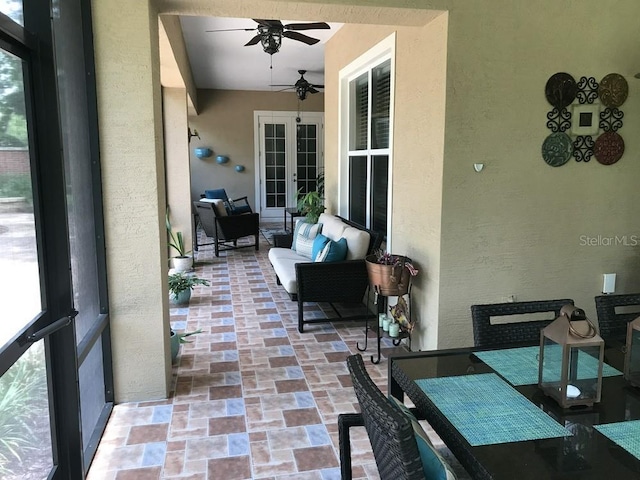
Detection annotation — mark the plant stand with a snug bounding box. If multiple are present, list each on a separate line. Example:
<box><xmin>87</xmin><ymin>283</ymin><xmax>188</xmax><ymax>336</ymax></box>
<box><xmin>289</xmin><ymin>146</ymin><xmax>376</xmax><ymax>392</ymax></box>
<box><xmin>357</xmin><ymin>286</ymin><xmax>412</xmax><ymax>364</ymax></box>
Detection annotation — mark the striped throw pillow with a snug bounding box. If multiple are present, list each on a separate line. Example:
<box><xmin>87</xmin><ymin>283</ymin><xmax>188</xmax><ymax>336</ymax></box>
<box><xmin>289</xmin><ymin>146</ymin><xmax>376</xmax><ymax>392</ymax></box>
<box><xmin>292</xmin><ymin>221</ymin><xmax>322</xmax><ymax>260</ymax></box>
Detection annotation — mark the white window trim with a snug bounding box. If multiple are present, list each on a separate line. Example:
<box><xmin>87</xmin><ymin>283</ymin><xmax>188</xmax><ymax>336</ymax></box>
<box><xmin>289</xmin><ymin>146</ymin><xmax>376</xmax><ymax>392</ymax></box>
<box><xmin>338</xmin><ymin>33</ymin><xmax>396</xmax><ymax>248</ymax></box>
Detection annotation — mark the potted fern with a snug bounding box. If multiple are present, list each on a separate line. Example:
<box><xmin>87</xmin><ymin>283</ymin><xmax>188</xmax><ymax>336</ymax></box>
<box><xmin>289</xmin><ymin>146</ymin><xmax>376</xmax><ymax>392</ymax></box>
<box><xmin>168</xmin><ymin>272</ymin><xmax>209</xmax><ymax>305</ymax></box>
<box><xmin>166</xmin><ymin>209</ymin><xmax>192</xmax><ymax>272</ymax></box>
<box><xmin>296</xmin><ymin>172</ymin><xmax>325</xmax><ymax>224</ymax></box>
<box><xmin>170</xmin><ymin>327</ymin><xmax>203</xmax><ymax>363</ymax></box>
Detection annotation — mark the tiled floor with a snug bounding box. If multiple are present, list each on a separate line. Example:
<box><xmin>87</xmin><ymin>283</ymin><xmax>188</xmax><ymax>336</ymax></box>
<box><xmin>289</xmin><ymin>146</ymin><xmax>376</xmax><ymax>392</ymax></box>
<box><xmin>87</xmin><ymin>228</ymin><xmax>464</xmax><ymax>480</ymax></box>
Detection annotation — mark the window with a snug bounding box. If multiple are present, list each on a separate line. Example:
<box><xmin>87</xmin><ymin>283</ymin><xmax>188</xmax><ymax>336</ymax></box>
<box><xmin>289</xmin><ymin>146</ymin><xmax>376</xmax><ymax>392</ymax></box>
<box><xmin>340</xmin><ymin>35</ymin><xmax>394</xmax><ymax>241</ymax></box>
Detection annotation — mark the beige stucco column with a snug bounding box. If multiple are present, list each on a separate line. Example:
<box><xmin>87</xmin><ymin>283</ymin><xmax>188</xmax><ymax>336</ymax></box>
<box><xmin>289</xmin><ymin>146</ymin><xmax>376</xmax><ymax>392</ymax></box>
<box><xmin>163</xmin><ymin>87</ymin><xmax>193</xmax><ymax>258</ymax></box>
<box><xmin>92</xmin><ymin>0</ymin><xmax>171</xmax><ymax>402</ymax></box>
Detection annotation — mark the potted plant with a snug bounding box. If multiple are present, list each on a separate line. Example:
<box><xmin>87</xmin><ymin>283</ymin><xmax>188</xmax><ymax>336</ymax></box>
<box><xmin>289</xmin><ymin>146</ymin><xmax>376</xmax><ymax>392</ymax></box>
<box><xmin>168</xmin><ymin>271</ymin><xmax>209</xmax><ymax>305</ymax></box>
<box><xmin>166</xmin><ymin>209</ymin><xmax>192</xmax><ymax>272</ymax></box>
<box><xmin>170</xmin><ymin>327</ymin><xmax>203</xmax><ymax>363</ymax></box>
<box><xmin>365</xmin><ymin>250</ymin><xmax>419</xmax><ymax>297</ymax></box>
<box><xmin>296</xmin><ymin>172</ymin><xmax>325</xmax><ymax>224</ymax></box>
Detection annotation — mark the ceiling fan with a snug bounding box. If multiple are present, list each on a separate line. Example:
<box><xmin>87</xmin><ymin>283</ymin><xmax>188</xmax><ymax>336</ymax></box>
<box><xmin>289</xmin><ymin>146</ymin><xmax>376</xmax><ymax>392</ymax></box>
<box><xmin>271</xmin><ymin>70</ymin><xmax>324</xmax><ymax>101</ymax></box>
<box><xmin>207</xmin><ymin>19</ymin><xmax>330</xmax><ymax>55</ymax></box>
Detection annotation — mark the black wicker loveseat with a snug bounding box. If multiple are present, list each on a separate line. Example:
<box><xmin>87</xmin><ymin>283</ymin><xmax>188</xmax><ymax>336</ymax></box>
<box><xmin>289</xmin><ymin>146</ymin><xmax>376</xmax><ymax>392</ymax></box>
<box><xmin>268</xmin><ymin>213</ymin><xmax>382</xmax><ymax>333</ymax></box>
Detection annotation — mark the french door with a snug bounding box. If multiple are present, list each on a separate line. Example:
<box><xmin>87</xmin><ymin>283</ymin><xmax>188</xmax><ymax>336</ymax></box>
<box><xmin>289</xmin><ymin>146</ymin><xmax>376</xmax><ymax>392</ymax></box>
<box><xmin>0</xmin><ymin>1</ymin><xmax>112</xmax><ymax>478</ymax></box>
<box><xmin>254</xmin><ymin>111</ymin><xmax>324</xmax><ymax>221</ymax></box>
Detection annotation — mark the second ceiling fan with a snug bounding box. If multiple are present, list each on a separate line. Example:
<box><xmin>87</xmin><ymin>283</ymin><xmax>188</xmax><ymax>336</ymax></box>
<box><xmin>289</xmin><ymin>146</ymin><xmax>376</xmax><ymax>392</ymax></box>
<box><xmin>207</xmin><ymin>19</ymin><xmax>330</xmax><ymax>55</ymax></box>
<box><xmin>271</xmin><ymin>70</ymin><xmax>324</xmax><ymax>101</ymax></box>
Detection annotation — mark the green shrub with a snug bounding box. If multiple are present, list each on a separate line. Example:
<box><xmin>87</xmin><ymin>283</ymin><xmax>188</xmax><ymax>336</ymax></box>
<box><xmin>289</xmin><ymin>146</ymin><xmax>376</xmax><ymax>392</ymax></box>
<box><xmin>0</xmin><ymin>173</ymin><xmax>32</xmax><ymax>201</ymax></box>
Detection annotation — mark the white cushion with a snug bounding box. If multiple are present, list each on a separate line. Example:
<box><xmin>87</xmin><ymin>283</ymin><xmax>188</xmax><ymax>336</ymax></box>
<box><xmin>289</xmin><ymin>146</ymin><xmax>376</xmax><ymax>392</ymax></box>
<box><xmin>292</xmin><ymin>220</ymin><xmax>322</xmax><ymax>260</ymax></box>
<box><xmin>200</xmin><ymin>198</ymin><xmax>227</xmax><ymax>217</ymax></box>
<box><xmin>318</xmin><ymin>213</ymin><xmax>346</xmax><ymax>242</ymax></box>
<box><xmin>268</xmin><ymin>247</ymin><xmax>308</xmax><ymax>294</ymax></box>
<box><xmin>342</xmin><ymin>225</ymin><xmax>370</xmax><ymax>260</ymax></box>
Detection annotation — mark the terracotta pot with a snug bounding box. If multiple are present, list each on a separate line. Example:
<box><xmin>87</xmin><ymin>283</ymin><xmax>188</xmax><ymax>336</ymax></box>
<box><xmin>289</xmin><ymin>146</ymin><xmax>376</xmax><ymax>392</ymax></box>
<box><xmin>365</xmin><ymin>254</ymin><xmax>411</xmax><ymax>296</ymax></box>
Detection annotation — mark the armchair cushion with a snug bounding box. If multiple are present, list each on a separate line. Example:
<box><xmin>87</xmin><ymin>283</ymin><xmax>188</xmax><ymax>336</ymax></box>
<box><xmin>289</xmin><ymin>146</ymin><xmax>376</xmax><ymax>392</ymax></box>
<box><xmin>389</xmin><ymin>396</ymin><xmax>457</xmax><ymax>480</ymax></box>
<box><xmin>200</xmin><ymin>198</ymin><xmax>228</xmax><ymax>217</ymax></box>
<box><xmin>292</xmin><ymin>221</ymin><xmax>322</xmax><ymax>259</ymax></box>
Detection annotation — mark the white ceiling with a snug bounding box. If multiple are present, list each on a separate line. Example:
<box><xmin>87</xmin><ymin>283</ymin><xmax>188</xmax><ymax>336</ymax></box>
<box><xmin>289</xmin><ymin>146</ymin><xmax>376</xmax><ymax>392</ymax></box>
<box><xmin>179</xmin><ymin>16</ymin><xmax>343</xmax><ymax>93</ymax></box>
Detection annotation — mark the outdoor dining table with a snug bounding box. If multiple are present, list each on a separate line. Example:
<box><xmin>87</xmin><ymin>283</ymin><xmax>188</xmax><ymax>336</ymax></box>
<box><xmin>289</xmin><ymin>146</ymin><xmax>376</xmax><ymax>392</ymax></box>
<box><xmin>388</xmin><ymin>342</ymin><xmax>640</xmax><ymax>479</ymax></box>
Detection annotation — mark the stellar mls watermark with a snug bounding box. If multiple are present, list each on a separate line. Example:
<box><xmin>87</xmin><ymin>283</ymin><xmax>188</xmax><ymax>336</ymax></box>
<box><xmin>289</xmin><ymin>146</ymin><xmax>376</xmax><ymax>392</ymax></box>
<box><xmin>579</xmin><ymin>235</ymin><xmax>639</xmax><ymax>247</ymax></box>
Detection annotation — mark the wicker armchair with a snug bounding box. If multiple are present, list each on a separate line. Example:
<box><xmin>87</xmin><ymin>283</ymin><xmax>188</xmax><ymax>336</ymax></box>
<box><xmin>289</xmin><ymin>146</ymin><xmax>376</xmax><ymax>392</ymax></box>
<box><xmin>471</xmin><ymin>299</ymin><xmax>574</xmax><ymax>348</ymax></box>
<box><xmin>338</xmin><ymin>354</ymin><xmax>425</xmax><ymax>480</ymax></box>
<box><xmin>193</xmin><ymin>201</ymin><xmax>259</xmax><ymax>257</ymax></box>
<box><xmin>595</xmin><ymin>293</ymin><xmax>640</xmax><ymax>342</ymax></box>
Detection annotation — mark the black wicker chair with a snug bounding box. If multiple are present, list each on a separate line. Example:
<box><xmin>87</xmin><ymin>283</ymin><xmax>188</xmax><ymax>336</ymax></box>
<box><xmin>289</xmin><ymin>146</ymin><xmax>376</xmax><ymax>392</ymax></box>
<box><xmin>471</xmin><ymin>299</ymin><xmax>574</xmax><ymax>348</ymax></box>
<box><xmin>338</xmin><ymin>354</ymin><xmax>425</xmax><ymax>480</ymax></box>
<box><xmin>193</xmin><ymin>201</ymin><xmax>259</xmax><ymax>257</ymax></box>
<box><xmin>595</xmin><ymin>293</ymin><xmax>640</xmax><ymax>342</ymax></box>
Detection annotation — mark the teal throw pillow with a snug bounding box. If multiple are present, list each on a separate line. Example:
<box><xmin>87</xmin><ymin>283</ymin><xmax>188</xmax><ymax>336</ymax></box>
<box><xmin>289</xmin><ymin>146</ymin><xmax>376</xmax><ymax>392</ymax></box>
<box><xmin>315</xmin><ymin>237</ymin><xmax>348</xmax><ymax>262</ymax></box>
<box><xmin>292</xmin><ymin>221</ymin><xmax>322</xmax><ymax>260</ymax></box>
<box><xmin>388</xmin><ymin>396</ymin><xmax>457</xmax><ymax>480</ymax></box>
<box><xmin>311</xmin><ymin>234</ymin><xmax>330</xmax><ymax>261</ymax></box>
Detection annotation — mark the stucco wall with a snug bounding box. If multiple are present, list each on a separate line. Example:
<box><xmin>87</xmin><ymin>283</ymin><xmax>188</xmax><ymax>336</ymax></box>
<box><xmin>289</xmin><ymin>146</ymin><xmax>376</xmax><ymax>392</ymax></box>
<box><xmin>437</xmin><ymin>0</ymin><xmax>640</xmax><ymax>348</ymax></box>
<box><xmin>188</xmin><ymin>89</ymin><xmax>323</xmax><ymax>209</ymax></box>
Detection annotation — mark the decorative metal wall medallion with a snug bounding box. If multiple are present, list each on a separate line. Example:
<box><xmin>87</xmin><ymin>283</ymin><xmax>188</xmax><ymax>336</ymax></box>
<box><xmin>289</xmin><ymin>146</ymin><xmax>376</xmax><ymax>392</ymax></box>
<box><xmin>546</xmin><ymin>107</ymin><xmax>571</xmax><ymax>133</ymax></box>
<box><xmin>542</xmin><ymin>132</ymin><xmax>573</xmax><ymax>167</ymax></box>
<box><xmin>572</xmin><ymin>135</ymin><xmax>594</xmax><ymax>162</ymax></box>
<box><xmin>594</xmin><ymin>132</ymin><xmax>625</xmax><ymax>165</ymax></box>
<box><xmin>545</xmin><ymin>73</ymin><xmax>578</xmax><ymax>108</ymax></box>
<box><xmin>599</xmin><ymin>73</ymin><xmax>628</xmax><ymax>107</ymax></box>
<box><xmin>576</xmin><ymin>76</ymin><xmax>599</xmax><ymax>104</ymax></box>
<box><xmin>599</xmin><ymin>107</ymin><xmax>624</xmax><ymax>132</ymax></box>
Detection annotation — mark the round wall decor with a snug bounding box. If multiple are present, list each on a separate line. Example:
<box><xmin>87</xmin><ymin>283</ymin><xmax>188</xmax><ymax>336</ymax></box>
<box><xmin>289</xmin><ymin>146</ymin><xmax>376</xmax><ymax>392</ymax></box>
<box><xmin>593</xmin><ymin>132</ymin><xmax>625</xmax><ymax>165</ymax></box>
<box><xmin>542</xmin><ymin>132</ymin><xmax>573</xmax><ymax>167</ymax></box>
<box><xmin>599</xmin><ymin>73</ymin><xmax>628</xmax><ymax>107</ymax></box>
<box><xmin>545</xmin><ymin>73</ymin><xmax>577</xmax><ymax>109</ymax></box>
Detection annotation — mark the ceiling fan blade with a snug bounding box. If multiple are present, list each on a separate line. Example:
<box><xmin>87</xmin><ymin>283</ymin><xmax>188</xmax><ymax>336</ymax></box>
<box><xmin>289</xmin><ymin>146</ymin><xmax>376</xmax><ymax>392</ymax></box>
<box><xmin>244</xmin><ymin>34</ymin><xmax>262</xmax><ymax>46</ymax></box>
<box><xmin>253</xmin><ymin>19</ymin><xmax>283</xmax><ymax>28</ymax></box>
<box><xmin>310</xmin><ymin>84</ymin><xmax>324</xmax><ymax>89</ymax></box>
<box><xmin>308</xmin><ymin>87</ymin><xmax>319</xmax><ymax>94</ymax></box>
<box><xmin>282</xmin><ymin>31</ymin><xmax>319</xmax><ymax>45</ymax></box>
<box><xmin>284</xmin><ymin>22</ymin><xmax>330</xmax><ymax>31</ymax></box>
<box><xmin>269</xmin><ymin>84</ymin><xmax>295</xmax><ymax>87</ymax></box>
<box><xmin>206</xmin><ymin>27</ymin><xmax>256</xmax><ymax>33</ymax></box>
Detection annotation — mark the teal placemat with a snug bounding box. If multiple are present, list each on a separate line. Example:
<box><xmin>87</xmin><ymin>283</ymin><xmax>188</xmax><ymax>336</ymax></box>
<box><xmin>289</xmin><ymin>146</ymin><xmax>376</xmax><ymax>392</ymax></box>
<box><xmin>595</xmin><ymin>420</ymin><xmax>640</xmax><ymax>459</ymax></box>
<box><xmin>415</xmin><ymin>373</ymin><xmax>570</xmax><ymax>446</ymax></box>
<box><xmin>474</xmin><ymin>346</ymin><xmax>622</xmax><ymax>386</ymax></box>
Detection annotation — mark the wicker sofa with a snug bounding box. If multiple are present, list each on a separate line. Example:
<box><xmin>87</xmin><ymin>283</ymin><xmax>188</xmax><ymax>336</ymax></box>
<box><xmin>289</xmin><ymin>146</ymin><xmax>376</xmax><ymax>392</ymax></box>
<box><xmin>268</xmin><ymin>213</ymin><xmax>382</xmax><ymax>333</ymax></box>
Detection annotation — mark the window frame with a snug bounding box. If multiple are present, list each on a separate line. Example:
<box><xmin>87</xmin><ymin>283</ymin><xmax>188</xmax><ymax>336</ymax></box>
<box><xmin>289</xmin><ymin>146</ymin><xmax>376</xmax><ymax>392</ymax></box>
<box><xmin>338</xmin><ymin>33</ymin><xmax>395</xmax><ymax>247</ymax></box>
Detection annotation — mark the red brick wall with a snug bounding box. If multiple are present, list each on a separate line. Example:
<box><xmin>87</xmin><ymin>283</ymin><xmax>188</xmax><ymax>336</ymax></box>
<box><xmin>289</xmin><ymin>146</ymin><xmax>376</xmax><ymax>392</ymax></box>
<box><xmin>0</xmin><ymin>149</ymin><xmax>29</xmax><ymax>174</ymax></box>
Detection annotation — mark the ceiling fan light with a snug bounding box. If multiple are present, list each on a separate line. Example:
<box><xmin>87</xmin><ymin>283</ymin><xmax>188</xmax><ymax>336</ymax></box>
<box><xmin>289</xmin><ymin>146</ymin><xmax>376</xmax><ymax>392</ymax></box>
<box><xmin>259</xmin><ymin>28</ymin><xmax>281</xmax><ymax>55</ymax></box>
<box><xmin>296</xmin><ymin>87</ymin><xmax>308</xmax><ymax>101</ymax></box>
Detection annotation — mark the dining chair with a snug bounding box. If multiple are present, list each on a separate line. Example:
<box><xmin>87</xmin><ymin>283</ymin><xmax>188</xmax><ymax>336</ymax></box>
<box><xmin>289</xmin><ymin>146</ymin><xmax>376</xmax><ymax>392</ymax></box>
<box><xmin>471</xmin><ymin>299</ymin><xmax>574</xmax><ymax>348</ymax></box>
<box><xmin>594</xmin><ymin>293</ymin><xmax>640</xmax><ymax>342</ymax></box>
<box><xmin>338</xmin><ymin>354</ymin><xmax>425</xmax><ymax>480</ymax></box>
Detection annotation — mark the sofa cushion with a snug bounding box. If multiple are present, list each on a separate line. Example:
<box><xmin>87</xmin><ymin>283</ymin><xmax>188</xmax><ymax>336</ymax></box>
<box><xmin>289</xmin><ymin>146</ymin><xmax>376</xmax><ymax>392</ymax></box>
<box><xmin>292</xmin><ymin>221</ymin><xmax>322</xmax><ymax>260</ymax></box>
<box><xmin>342</xmin><ymin>225</ymin><xmax>370</xmax><ymax>260</ymax></box>
<box><xmin>319</xmin><ymin>213</ymin><xmax>346</xmax><ymax>242</ymax></box>
<box><xmin>315</xmin><ymin>237</ymin><xmax>348</xmax><ymax>263</ymax></box>
<box><xmin>267</xmin><ymin>247</ymin><xmax>308</xmax><ymax>294</ymax></box>
<box><xmin>311</xmin><ymin>234</ymin><xmax>331</xmax><ymax>261</ymax></box>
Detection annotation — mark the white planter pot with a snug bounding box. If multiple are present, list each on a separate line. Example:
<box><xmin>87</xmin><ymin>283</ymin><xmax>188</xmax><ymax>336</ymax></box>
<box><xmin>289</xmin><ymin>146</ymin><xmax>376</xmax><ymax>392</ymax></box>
<box><xmin>172</xmin><ymin>256</ymin><xmax>192</xmax><ymax>272</ymax></box>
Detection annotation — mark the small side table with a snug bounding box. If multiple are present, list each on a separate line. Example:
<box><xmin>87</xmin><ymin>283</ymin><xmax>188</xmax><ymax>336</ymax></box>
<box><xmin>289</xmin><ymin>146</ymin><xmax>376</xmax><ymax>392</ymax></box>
<box><xmin>284</xmin><ymin>207</ymin><xmax>304</xmax><ymax>232</ymax></box>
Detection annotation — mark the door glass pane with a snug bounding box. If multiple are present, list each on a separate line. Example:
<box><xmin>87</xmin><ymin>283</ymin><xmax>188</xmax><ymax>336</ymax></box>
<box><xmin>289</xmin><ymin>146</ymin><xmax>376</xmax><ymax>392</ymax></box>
<box><xmin>349</xmin><ymin>73</ymin><xmax>368</xmax><ymax>151</ymax></box>
<box><xmin>371</xmin><ymin>59</ymin><xmax>391</xmax><ymax>150</ymax></box>
<box><xmin>295</xmin><ymin>123</ymin><xmax>318</xmax><ymax>199</ymax></box>
<box><xmin>349</xmin><ymin>155</ymin><xmax>367</xmax><ymax>227</ymax></box>
<box><xmin>372</xmin><ymin>155</ymin><xmax>389</xmax><ymax>235</ymax></box>
<box><xmin>0</xmin><ymin>50</ymin><xmax>40</xmax><ymax>348</ymax></box>
<box><xmin>0</xmin><ymin>0</ymin><xmax>23</xmax><ymax>26</ymax></box>
<box><xmin>0</xmin><ymin>341</ymin><xmax>53</xmax><ymax>479</ymax></box>
<box><xmin>264</xmin><ymin>122</ymin><xmax>286</xmax><ymax>209</ymax></box>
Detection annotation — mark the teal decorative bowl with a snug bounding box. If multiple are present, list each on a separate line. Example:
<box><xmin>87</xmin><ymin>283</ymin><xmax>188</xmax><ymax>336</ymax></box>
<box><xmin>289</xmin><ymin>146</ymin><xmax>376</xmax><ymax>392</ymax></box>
<box><xmin>194</xmin><ymin>147</ymin><xmax>212</xmax><ymax>158</ymax></box>
<box><xmin>216</xmin><ymin>155</ymin><xmax>230</xmax><ymax>164</ymax></box>
<box><xmin>235</xmin><ymin>165</ymin><xmax>245</xmax><ymax>172</ymax></box>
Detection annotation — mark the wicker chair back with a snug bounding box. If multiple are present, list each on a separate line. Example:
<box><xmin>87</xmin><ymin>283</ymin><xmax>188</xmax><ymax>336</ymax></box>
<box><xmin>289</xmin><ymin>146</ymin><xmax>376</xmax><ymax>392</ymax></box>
<box><xmin>471</xmin><ymin>299</ymin><xmax>574</xmax><ymax>348</ymax></box>
<box><xmin>594</xmin><ymin>293</ymin><xmax>640</xmax><ymax>342</ymax></box>
<box><xmin>347</xmin><ymin>354</ymin><xmax>425</xmax><ymax>480</ymax></box>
